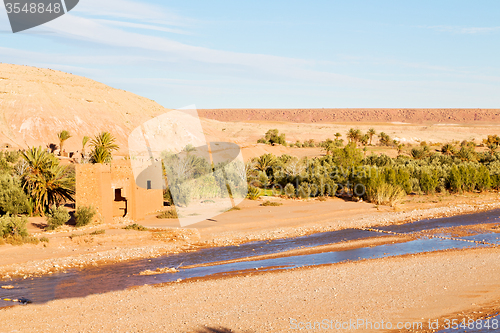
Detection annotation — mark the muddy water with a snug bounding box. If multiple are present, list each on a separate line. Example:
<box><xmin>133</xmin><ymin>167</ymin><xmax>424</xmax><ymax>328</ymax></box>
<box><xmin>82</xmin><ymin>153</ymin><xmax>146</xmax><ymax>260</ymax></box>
<box><xmin>1</xmin><ymin>209</ymin><xmax>499</xmax><ymax>309</ymax></box>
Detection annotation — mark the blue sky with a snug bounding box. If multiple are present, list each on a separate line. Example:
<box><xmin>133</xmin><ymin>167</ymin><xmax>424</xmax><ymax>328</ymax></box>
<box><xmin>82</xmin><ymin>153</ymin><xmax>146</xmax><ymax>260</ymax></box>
<box><xmin>1</xmin><ymin>0</ymin><xmax>499</xmax><ymax>108</ymax></box>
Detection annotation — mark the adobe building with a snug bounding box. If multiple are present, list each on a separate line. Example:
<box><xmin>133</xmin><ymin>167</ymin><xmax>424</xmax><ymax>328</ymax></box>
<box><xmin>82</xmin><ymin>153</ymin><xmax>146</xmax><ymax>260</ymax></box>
<box><xmin>75</xmin><ymin>160</ymin><xmax>163</xmax><ymax>224</ymax></box>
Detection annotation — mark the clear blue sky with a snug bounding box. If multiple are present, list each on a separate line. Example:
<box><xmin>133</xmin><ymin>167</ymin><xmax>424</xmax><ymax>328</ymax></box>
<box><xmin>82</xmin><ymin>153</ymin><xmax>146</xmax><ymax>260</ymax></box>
<box><xmin>1</xmin><ymin>0</ymin><xmax>499</xmax><ymax>108</ymax></box>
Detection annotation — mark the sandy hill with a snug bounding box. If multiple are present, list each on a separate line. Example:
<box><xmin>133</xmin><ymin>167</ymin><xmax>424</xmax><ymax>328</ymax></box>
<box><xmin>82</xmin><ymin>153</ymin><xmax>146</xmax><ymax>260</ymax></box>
<box><xmin>199</xmin><ymin>108</ymin><xmax>500</xmax><ymax>124</ymax></box>
<box><xmin>0</xmin><ymin>64</ymin><xmax>169</xmax><ymax>152</ymax></box>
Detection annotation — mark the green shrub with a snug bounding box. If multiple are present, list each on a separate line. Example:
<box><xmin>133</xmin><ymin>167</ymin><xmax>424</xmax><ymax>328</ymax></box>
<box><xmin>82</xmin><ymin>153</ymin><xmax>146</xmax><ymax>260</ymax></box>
<box><xmin>45</xmin><ymin>205</ymin><xmax>70</xmax><ymax>231</ymax></box>
<box><xmin>419</xmin><ymin>170</ymin><xmax>439</xmax><ymax>194</ymax></box>
<box><xmin>156</xmin><ymin>209</ymin><xmax>178</xmax><ymax>219</ymax></box>
<box><xmin>367</xmin><ymin>183</ymin><xmax>405</xmax><ymax>207</ymax></box>
<box><xmin>0</xmin><ymin>214</ymin><xmax>28</xmax><ymax>238</ymax></box>
<box><xmin>297</xmin><ymin>182</ymin><xmax>311</xmax><ymax>199</ymax></box>
<box><xmin>261</xmin><ymin>200</ymin><xmax>283</xmax><ymax>206</ymax></box>
<box><xmin>0</xmin><ymin>174</ymin><xmax>30</xmax><ymax>215</ymax></box>
<box><xmin>90</xmin><ymin>229</ymin><xmax>105</xmax><ymax>235</ymax></box>
<box><xmin>201</xmin><ymin>199</ymin><xmax>216</xmax><ymax>204</ymax></box>
<box><xmin>284</xmin><ymin>183</ymin><xmax>295</xmax><ymax>197</ymax></box>
<box><xmin>258</xmin><ymin>129</ymin><xmax>286</xmax><ymax>146</ymax></box>
<box><xmin>75</xmin><ymin>205</ymin><xmax>96</xmax><ymax>227</ymax></box>
<box><xmin>169</xmin><ymin>183</ymin><xmax>191</xmax><ymax>206</ymax></box>
<box><xmin>39</xmin><ymin>236</ymin><xmax>49</xmax><ymax>243</ymax></box>
<box><xmin>476</xmin><ymin>165</ymin><xmax>491</xmax><ymax>191</ymax></box>
<box><xmin>5</xmin><ymin>234</ymin><xmax>39</xmax><ymax>246</ymax></box>
<box><xmin>258</xmin><ymin>172</ymin><xmax>269</xmax><ymax>187</ymax></box>
<box><xmin>163</xmin><ymin>187</ymin><xmax>174</xmax><ymax>205</ymax></box>
<box><xmin>124</xmin><ymin>223</ymin><xmax>148</xmax><ymax>231</ymax></box>
<box><xmin>5</xmin><ymin>151</ymin><xmax>20</xmax><ymax>163</ymax></box>
<box><xmin>448</xmin><ymin>164</ymin><xmax>462</xmax><ymax>193</ymax></box>
<box><xmin>247</xmin><ymin>186</ymin><xmax>261</xmax><ymax>200</ymax></box>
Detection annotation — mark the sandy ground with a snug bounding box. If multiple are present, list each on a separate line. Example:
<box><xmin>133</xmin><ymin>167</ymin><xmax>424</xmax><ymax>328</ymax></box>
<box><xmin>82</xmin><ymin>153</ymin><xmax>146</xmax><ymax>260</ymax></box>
<box><xmin>0</xmin><ymin>246</ymin><xmax>499</xmax><ymax>333</ymax></box>
<box><xmin>200</xmin><ymin>117</ymin><xmax>499</xmax><ymax>150</ymax></box>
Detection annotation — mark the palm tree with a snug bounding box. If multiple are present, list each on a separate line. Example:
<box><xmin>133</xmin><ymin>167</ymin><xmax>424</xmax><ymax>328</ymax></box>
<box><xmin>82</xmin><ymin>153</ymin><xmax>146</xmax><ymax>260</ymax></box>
<box><xmin>21</xmin><ymin>147</ymin><xmax>75</xmax><ymax>215</ymax></box>
<box><xmin>57</xmin><ymin>130</ymin><xmax>72</xmax><ymax>156</ymax></box>
<box><xmin>81</xmin><ymin>136</ymin><xmax>90</xmax><ymax>157</ymax></box>
<box><xmin>367</xmin><ymin>128</ymin><xmax>376</xmax><ymax>145</ymax></box>
<box><xmin>254</xmin><ymin>153</ymin><xmax>276</xmax><ymax>172</ymax></box>
<box><xmin>397</xmin><ymin>144</ymin><xmax>404</xmax><ymax>155</ymax></box>
<box><xmin>378</xmin><ymin>132</ymin><xmax>391</xmax><ymax>146</ymax></box>
<box><xmin>334</xmin><ymin>133</ymin><xmax>342</xmax><ymax>139</ymax></box>
<box><xmin>360</xmin><ymin>134</ymin><xmax>369</xmax><ymax>146</ymax></box>
<box><xmin>89</xmin><ymin>132</ymin><xmax>119</xmax><ymax>164</ymax></box>
<box><xmin>347</xmin><ymin>128</ymin><xmax>361</xmax><ymax>145</ymax></box>
<box><xmin>441</xmin><ymin>143</ymin><xmax>455</xmax><ymax>156</ymax></box>
<box><xmin>322</xmin><ymin>139</ymin><xmax>335</xmax><ymax>155</ymax></box>
<box><xmin>455</xmin><ymin>146</ymin><xmax>476</xmax><ymax>162</ymax></box>
<box><xmin>410</xmin><ymin>148</ymin><xmax>426</xmax><ymax>160</ymax></box>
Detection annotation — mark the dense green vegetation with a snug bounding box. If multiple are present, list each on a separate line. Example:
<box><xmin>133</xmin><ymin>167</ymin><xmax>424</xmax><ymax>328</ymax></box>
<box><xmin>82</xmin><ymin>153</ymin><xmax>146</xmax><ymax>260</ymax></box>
<box><xmin>247</xmin><ymin>134</ymin><xmax>500</xmax><ymax>207</ymax></box>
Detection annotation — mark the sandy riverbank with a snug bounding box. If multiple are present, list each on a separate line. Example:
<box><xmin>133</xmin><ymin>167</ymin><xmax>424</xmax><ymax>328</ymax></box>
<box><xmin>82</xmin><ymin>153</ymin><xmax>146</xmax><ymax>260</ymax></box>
<box><xmin>0</xmin><ymin>192</ymin><xmax>499</xmax><ymax>279</ymax></box>
<box><xmin>0</xmin><ymin>246</ymin><xmax>499</xmax><ymax>332</ymax></box>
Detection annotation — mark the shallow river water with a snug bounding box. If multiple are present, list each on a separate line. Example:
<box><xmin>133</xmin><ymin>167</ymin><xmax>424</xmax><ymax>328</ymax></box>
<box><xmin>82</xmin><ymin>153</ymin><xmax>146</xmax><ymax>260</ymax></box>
<box><xmin>1</xmin><ymin>209</ymin><xmax>499</xmax><ymax>309</ymax></box>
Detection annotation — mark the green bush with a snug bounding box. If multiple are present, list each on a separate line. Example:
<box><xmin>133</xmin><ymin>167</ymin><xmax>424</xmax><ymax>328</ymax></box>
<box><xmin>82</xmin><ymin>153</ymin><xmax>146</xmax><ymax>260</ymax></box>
<box><xmin>124</xmin><ymin>223</ymin><xmax>148</xmax><ymax>231</ymax></box>
<box><xmin>261</xmin><ymin>200</ymin><xmax>283</xmax><ymax>206</ymax></box>
<box><xmin>448</xmin><ymin>164</ymin><xmax>463</xmax><ymax>193</ymax></box>
<box><xmin>263</xmin><ymin>129</ymin><xmax>286</xmax><ymax>146</ymax></box>
<box><xmin>75</xmin><ymin>205</ymin><xmax>97</xmax><ymax>227</ymax></box>
<box><xmin>476</xmin><ymin>165</ymin><xmax>491</xmax><ymax>191</ymax></box>
<box><xmin>419</xmin><ymin>170</ymin><xmax>439</xmax><ymax>194</ymax></box>
<box><xmin>284</xmin><ymin>183</ymin><xmax>295</xmax><ymax>197</ymax></box>
<box><xmin>247</xmin><ymin>186</ymin><xmax>261</xmax><ymax>200</ymax></box>
<box><xmin>156</xmin><ymin>209</ymin><xmax>178</xmax><ymax>219</ymax></box>
<box><xmin>163</xmin><ymin>187</ymin><xmax>174</xmax><ymax>205</ymax></box>
<box><xmin>45</xmin><ymin>205</ymin><xmax>70</xmax><ymax>230</ymax></box>
<box><xmin>297</xmin><ymin>182</ymin><xmax>311</xmax><ymax>199</ymax></box>
<box><xmin>0</xmin><ymin>174</ymin><xmax>30</xmax><ymax>215</ymax></box>
<box><xmin>0</xmin><ymin>214</ymin><xmax>28</xmax><ymax>238</ymax></box>
<box><xmin>258</xmin><ymin>172</ymin><xmax>269</xmax><ymax>187</ymax></box>
<box><xmin>367</xmin><ymin>183</ymin><xmax>405</xmax><ymax>207</ymax></box>
<box><xmin>4</xmin><ymin>234</ymin><xmax>39</xmax><ymax>246</ymax></box>
<box><xmin>169</xmin><ymin>183</ymin><xmax>191</xmax><ymax>206</ymax></box>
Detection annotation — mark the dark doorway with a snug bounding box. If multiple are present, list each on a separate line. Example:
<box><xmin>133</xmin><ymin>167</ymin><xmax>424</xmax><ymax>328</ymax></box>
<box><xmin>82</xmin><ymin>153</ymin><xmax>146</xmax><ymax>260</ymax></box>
<box><xmin>113</xmin><ymin>188</ymin><xmax>127</xmax><ymax>217</ymax></box>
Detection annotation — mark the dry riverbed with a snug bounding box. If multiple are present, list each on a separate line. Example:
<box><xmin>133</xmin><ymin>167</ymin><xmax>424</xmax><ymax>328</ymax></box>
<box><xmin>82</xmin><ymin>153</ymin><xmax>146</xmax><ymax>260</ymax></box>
<box><xmin>0</xmin><ymin>246</ymin><xmax>499</xmax><ymax>332</ymax></box>
<box><xmin>0</xmin><ymin>192</ymin><xmax>499</xmax><ymax>279</ymax></box>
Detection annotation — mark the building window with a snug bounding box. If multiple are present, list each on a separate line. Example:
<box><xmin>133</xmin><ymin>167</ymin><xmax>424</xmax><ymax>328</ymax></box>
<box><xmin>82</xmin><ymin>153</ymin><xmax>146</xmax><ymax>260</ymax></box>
<box><xmin>147</xmin><ymin>180</ymin><xmax>152</xmax><ymax>190</ymax></box>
